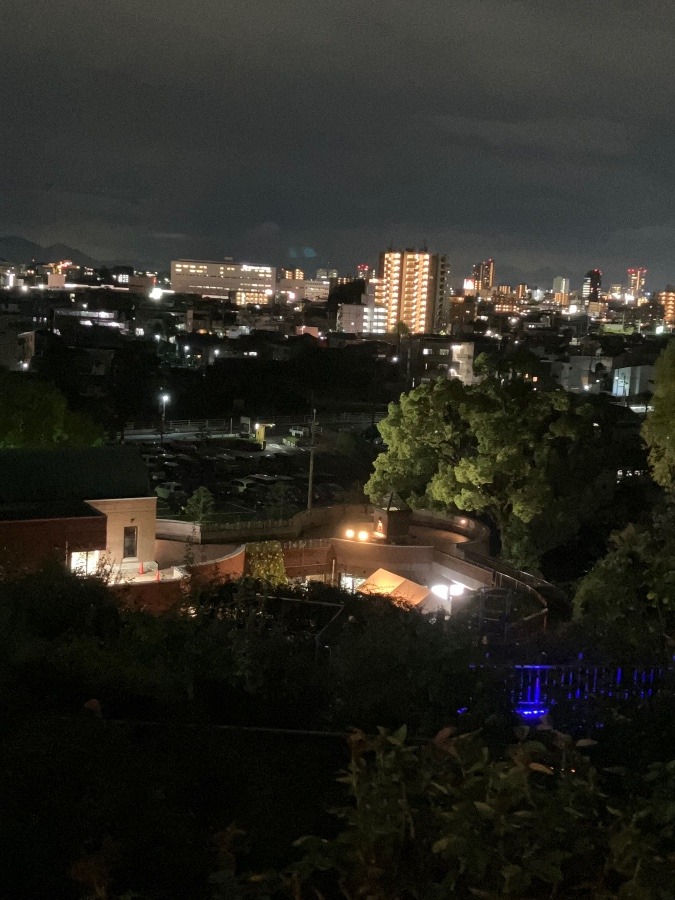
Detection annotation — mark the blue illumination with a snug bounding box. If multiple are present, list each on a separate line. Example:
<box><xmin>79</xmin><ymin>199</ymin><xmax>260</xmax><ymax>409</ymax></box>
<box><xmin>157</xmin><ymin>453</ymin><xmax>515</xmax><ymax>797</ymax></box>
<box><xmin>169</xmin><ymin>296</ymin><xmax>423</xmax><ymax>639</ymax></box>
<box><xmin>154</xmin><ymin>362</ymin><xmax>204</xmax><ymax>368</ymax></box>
<box><xmin>517</xmin><ymin>707</ymin><xmax>549</xmax><ymax>718</ymax></box>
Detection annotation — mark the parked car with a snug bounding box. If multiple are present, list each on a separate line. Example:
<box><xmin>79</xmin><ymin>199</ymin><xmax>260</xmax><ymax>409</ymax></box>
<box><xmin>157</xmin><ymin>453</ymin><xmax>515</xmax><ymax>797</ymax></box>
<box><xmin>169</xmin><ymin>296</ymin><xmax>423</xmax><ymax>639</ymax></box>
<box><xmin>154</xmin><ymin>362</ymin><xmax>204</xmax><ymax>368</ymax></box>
<box><xmin>230</xmin><ymin>477</ymin><xmax>256</xmax><ymax>494</ymax></box>
<box><xmin>290</xmin><ymin>426</ymin><xmax>310</xmax><ymax>438</ymax></box>
<box><xmin>155</xmin><ymin>481</ymin><xmax>186</xmax><ymax>500</ymax></box>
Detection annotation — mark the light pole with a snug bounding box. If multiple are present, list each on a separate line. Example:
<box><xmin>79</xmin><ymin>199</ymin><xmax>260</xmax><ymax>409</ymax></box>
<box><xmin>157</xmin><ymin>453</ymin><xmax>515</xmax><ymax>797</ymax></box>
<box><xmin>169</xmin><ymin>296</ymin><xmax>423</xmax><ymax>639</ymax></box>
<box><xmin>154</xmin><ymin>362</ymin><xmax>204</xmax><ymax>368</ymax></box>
<box><xmin>160</xmin><ymin>393</ymin><xmax>169</xmax><ymax>443</ymax></box>
<box><xmin>306</xmin><ymin>408</ymin><xmax>317</xmax><ymax>512</ymax></box>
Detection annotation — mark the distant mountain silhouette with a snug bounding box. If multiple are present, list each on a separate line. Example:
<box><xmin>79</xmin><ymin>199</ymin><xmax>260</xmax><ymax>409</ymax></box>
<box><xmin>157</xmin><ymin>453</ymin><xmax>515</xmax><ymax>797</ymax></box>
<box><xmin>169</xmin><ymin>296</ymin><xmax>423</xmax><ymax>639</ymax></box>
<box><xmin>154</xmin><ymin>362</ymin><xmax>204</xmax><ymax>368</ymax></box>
<box><xmin>0</xmin><ymin>235</ymin><xmax>98</xmax><ymax>267</ymax></box>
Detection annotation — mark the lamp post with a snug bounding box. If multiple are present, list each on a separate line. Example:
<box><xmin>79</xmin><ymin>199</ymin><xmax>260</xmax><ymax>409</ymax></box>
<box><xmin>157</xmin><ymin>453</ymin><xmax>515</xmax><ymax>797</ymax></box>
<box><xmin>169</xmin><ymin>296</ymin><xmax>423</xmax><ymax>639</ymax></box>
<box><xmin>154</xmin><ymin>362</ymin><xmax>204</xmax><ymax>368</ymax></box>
<box><xmin>306</xmin><ymin>408</ymin><xmax>317</xmax><ymax>512</ymax></box>
<box><xmin>159</xmin><ymin>393</ymin><xmax>169</xmax><ymax>443</ymax></box>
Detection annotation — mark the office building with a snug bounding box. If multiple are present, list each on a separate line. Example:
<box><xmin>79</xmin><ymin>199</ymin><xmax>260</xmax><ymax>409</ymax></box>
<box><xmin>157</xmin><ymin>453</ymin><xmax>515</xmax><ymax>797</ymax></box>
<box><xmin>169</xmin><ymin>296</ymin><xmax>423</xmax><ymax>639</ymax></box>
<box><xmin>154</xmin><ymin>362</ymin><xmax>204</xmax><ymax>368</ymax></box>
<box><xmin>627</xmin><ymin>268</ymin><xmax>647</xmax><ymax>298</ymax></box>
<box><xmin>356</xmin><ymin>263</ymin><xmax>375</xmax><ymax>281</ymax></box>
<box><xmin>375</xmin><ymin>249</ymin><xmax>448</xmax><ymax>333</ymax></box>
<box><xmin>582</xmin><ymin>269</ymin><xmax>602</xmax><ymax>303</ymax></box>
<box><xmin>552</xmin><ymin>276</ymin><xmax>570</xmax><ymax>295</ymax></box>
<box><xmin>472</xmin><ymin>259</ymin><xmax>495</xmax><ymax>291</ymax></box>
<box><xmin>276</xmin><ymin>278</ymin><xmax>330</xmax><ymax>302</ymax></box>
<box><xmin>171</xmin><ymin>260</ymin><xmax>276</xmax><ymax>305</ymax></box>
<box><xmin>336</xmin><ymin>300</ymin><xmax>387</xmax><ymax>335</ymax></box>
<box><xmin>316</xmin><ymin>267</ymin><xmax>338</xmax><ymax>280</ymax></box>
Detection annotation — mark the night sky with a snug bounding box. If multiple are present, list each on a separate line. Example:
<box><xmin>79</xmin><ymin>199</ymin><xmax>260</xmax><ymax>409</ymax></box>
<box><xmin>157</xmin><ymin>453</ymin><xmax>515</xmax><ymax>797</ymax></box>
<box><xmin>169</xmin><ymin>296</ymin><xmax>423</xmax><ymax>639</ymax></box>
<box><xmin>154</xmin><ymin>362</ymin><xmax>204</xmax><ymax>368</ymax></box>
<box><xmin>2</xmin><ymin>0</ymin><xmax>674</xmax><ymax>287</ymax></box>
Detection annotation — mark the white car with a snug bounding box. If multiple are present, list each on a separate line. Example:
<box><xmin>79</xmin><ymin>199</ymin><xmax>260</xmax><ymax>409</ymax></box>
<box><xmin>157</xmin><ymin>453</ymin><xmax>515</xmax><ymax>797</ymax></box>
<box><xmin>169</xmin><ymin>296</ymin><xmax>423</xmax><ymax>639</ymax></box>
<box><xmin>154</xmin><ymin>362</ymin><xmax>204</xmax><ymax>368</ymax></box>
<box><xmin>155</xmin><ymin>481</ymin><xmax>185</xmax><ymax>500</ymax></box>
<box><xmin>231</xmin><ymin>477</ymin><xmax>256</xmax><ymax>493</ymax></box>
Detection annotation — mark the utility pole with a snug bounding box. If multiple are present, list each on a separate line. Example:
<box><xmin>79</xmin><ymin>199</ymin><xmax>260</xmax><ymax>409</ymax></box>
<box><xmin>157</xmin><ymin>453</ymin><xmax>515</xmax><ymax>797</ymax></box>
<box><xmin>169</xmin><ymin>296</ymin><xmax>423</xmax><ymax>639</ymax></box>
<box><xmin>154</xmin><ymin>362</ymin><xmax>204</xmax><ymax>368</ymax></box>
<box><xmin>306</xmin><ymin>408</ymin><xmax>317</xmax><ymax>512</ymax></box>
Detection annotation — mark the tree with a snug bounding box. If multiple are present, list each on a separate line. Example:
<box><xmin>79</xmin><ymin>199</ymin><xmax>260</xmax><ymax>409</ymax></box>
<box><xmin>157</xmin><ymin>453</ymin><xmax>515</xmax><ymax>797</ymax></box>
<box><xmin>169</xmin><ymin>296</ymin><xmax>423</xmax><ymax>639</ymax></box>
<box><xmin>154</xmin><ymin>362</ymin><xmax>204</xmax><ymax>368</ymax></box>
<box><xmin>0</xmin><ymin>370</ymin><xmax>104</xmax><ymax>449</ymax></box>
<box><xmin>573</xmin><ymin>501</ymin><xmax>675</xmax><ymax>653</ymax></box>
<box><xmin>184</xmin><ymin>486</ymin><xmax>215</xmax><ymax>524</ymax></box>
<box><xmin>244</xmin><ymin>541</ymin><xmax>287</xmax><ymax>587</ymax></box>
<box><xmin>366</xmin><ymin>376</ymin><xmax>604</xmax><ymax>568</ymax></box>
<box><xmin>287</xmin><ymin>726</ymin><xmax>675</xmax><ymax>900</ymax></box>
<box><xmin>642</xmin><ymin>339</ymin><xmax>675</xmax><ymax>490</ymax></box>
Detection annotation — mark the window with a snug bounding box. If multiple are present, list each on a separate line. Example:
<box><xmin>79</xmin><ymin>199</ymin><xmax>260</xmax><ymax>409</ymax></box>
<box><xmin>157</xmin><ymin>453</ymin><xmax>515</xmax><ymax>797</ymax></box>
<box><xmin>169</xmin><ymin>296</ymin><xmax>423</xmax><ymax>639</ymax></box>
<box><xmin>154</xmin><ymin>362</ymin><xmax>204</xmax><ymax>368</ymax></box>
<box><xmin>123</xmin><ymin>526</ymin><xmax>138</xmax><ymax>559</ymax></box>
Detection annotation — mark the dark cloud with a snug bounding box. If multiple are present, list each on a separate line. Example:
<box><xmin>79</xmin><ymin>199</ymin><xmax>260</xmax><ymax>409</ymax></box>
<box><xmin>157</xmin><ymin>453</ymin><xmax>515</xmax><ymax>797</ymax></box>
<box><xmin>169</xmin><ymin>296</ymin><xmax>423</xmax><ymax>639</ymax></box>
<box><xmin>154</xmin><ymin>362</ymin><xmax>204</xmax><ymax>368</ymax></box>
<box><xmin>1</xmin><ymin>0</ymin><xmax>675</xmax><ymax>286</ymax></box>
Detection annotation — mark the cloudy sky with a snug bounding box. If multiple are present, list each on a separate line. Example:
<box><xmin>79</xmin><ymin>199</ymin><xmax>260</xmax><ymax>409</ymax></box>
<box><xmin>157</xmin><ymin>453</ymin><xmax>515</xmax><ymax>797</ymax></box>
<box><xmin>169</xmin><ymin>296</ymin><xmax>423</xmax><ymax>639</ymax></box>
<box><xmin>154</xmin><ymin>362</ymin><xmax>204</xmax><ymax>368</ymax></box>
<box><xmin>2</xmin><ymin>0</ymin><xmax>675</xmax><ymax>287</ymax></box>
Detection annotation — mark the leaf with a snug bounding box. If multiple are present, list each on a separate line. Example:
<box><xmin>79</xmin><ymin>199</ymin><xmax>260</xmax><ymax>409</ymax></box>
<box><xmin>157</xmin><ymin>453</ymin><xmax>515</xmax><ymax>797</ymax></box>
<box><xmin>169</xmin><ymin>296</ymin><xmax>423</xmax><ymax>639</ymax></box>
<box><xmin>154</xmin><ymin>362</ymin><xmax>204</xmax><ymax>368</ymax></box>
<box><xmin>474</xmin><ymin>801</ymin><xmax>496</xmax><ymax>817</ymax></box>
<box><xmin>388</xmin><ymin>724</ymin><xmax>408</xmax><ymax>745</ymax></box>
<box><xmin>529</xmin><ymin>762</ymin><xmax>554</xmax><ymax>775</ymax></box>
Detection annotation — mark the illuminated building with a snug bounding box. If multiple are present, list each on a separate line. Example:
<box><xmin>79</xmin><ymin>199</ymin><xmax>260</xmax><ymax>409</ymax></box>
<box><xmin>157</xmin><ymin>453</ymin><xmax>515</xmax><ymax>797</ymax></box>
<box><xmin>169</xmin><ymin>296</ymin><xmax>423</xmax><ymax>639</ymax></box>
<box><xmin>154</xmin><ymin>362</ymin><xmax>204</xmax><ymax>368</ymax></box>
<box><xmin>657</xmin><ymin>287</ymin><xmax>675</xmax><ymax>325</ymax></box>
<box><xmin>316</xmin><ymin>267</ymin><xmax>338</xmax><ymax>280</ymax></box>
<box><xmin>627</xmin><ymin>267</ymin><xmax>647</xmax><ymax>297</ymax></box>
<box><xmin>280</xmin><ymin>268</ymin><xmax>304</xmax><ymax>280</ymax></box>
<box><xmin>472</xmin><ymin>258</ymin><xmax>495</xmax><ymax>291</ymax></box>
<box><xmin>582</xmin><ymin>269</ymin><xmax>602</xmax><ymax>303</ymax></box>
<box><xmin>356</xmin><ymin>263</ymin><xmax>374</xmax><ymax>281</ymax></box>
<box><xmin>403</xmin><ymin>336</ymin><xmax>477</xmax><ymax>387</ymax></box>
<box><xmin>171</xmin><ymin>259</ymin><xmax>276</xmax><ymax>305</ymax></box>
<box><xmin>276</xmin><ymin>278</ymin><xmax>330</xmax><ymax>302</ymax></box>
<box><xmin>337</xmin><ymin>300</ymin><xmax>387</xmax><ymax>334</ymax></box>
<box><xmin>492</xmin><ymin>293</ymin><xmax>520</xmax><ymax>314</ymax></box>
<box><xmin>552</xmin><ymin>276</ymin><xmax>569</xmax><ymax>295</ymax></box>
<box><xmin>375</xmin><ymin>249</ymin><xmax>448</xmax><ymax>333</ymax></box>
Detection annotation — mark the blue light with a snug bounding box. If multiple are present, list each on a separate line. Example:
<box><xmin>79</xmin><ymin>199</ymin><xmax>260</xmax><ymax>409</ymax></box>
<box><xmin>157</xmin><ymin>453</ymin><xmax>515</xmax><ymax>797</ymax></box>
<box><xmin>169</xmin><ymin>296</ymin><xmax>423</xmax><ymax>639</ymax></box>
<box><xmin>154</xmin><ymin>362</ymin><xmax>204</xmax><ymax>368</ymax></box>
<box><xmin>517</xmin><ymin>707</ymin><xmax>549</xmax><ymax>718</ymax></box>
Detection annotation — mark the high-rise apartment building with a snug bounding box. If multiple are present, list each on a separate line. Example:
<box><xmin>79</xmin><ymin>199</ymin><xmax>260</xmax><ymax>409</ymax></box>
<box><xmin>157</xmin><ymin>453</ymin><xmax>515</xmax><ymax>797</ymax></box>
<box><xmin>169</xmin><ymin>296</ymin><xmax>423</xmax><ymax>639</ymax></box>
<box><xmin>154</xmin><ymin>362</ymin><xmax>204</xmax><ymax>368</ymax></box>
<box><xmin>472</xmin><ymin>259</ymin><xmax>495</xmax><ymax>291</ymax></box>
<box><xmin>375</xmin><ymin>249</ymin><xmax>448</xmax><ymax>333</ymax></box>
<box><xmin>171</xmin><ymin>260</ymin><xmax>276</xmax><ymax>305</ymax></box>
<box><xmin>657</xmin><ymin>287</ymin><xmax>675</xmax><ymax>325</ymax></box>
<box><xmin>552</xmin><ymin>276</ymin><xmax>570</xmax><ymax>295</ymax></box>
<box><xmin>627</xmin><ymin>268</ymin><xmax>647</xmax><ymax>297</ymax></box>
<box><xmin>582</xmin><ymin>269</ymin><xmax>602</xmax><ymax>303</ymax></box>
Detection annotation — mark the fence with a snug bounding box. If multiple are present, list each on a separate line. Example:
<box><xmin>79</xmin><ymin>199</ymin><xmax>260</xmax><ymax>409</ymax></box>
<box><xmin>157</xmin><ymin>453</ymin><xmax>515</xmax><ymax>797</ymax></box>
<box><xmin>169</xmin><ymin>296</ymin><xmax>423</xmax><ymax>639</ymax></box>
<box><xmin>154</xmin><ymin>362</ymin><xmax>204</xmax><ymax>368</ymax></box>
<box><xmin>508</xmin><ymin>663</ymin><xmax>672</xmax><ymax>717</ymax></box>
<box><xmin>156</xmin><ymin>504</ymin><xmax>371</xmax><ymax>544</ymax></box>
<box><xmin>125</xmin><ymin>411</ymin><xmax>386</xmax><ymax>434</ymax></box>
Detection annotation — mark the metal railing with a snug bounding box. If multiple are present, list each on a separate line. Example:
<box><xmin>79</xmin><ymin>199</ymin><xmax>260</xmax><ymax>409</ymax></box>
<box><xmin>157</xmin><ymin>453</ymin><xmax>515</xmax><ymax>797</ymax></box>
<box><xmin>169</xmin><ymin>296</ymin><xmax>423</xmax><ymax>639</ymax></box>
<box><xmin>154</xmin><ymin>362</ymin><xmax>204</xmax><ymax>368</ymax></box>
<box><xmin>508</xmin><ymin>663</ymin><xmax>672</xmax><ymax>716</ymax></box>
<box><xmin>124</xmin><ymin>411</ymin><xmax>385</xmax><ymax>434</ymax></box>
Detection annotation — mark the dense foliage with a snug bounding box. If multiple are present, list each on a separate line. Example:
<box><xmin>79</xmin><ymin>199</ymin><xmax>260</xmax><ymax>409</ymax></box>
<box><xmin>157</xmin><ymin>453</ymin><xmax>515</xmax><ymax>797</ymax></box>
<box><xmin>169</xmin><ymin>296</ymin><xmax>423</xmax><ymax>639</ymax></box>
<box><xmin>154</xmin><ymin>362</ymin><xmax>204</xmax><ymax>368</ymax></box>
<box><xmin>642</xmin><ymin>338</ymin><xmax>675</xmax><ymax>491</ymax></box>
<box><xmin>282</xmin><ymin>726</ymin><xmax>675</xmax><ymax>899</ymax></box>
<box><xmin>573</xmin><ymin>501</ymin><xmax>675</xmax><ymax>653</ymax></box>
<box><xmin>0</xmin><ymin>369</ymin><xmax>104</xmax><ymax>448</ymax></box>
<box><xmin>365</xmin><ymin>375</ymin><xmax>618</xmax><ymax>569</ymax></box>
<box><xmin>1</xmin><ymin>566</ymin><xmax>674</xmax><ymax>897</ymax></box>
<box><xmin>244</xmin><ymin>541</ymin><xmax>288</xmax><ymax>587</ymax></box>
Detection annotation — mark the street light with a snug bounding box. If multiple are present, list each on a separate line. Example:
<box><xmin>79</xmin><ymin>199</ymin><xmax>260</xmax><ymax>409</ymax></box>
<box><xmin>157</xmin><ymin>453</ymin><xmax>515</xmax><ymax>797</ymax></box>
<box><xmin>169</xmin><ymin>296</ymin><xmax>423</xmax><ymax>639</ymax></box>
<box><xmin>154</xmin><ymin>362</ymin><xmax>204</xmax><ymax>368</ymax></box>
<box><xmin>159</xmin><ymin>393</ymin><xmax>170</xmax><ymax>442</ymax></box>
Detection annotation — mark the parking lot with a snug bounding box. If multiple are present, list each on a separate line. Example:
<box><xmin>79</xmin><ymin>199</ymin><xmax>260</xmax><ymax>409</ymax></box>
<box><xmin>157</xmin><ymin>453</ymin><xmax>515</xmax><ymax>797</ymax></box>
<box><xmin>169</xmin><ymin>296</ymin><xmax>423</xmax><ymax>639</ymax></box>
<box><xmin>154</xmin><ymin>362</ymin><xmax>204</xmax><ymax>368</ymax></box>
<box><xmin>132</xmin><ymin>431</ymin><xmax>370</xmax><ymax>522</ymax></box>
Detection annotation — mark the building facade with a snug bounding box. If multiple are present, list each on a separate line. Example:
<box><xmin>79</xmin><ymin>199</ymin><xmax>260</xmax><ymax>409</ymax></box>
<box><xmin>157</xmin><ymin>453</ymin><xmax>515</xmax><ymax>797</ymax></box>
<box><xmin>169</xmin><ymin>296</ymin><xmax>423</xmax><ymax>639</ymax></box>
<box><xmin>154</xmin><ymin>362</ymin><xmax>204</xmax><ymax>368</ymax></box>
<box><xmin>472</xmin><ymin>259</ymin><xmax>495</xmax><ymax>291</ymax></box>
<box><xmin>336</xmin><ymin>301</ymin><xmax>387</xmax><ymax>335</ymax></box>
<box><xmin>657</xmin><ymin>288</ymin><xmax>675</xmax><ymax>324</ymax></box>
<box><xmin>627</xmin><ymin>268</ymin><xmax>647</xmax><ymax>298</ymax></box>
<box><xmin>171</xmin><ymin>260</ymin><xmax>276</xmax><ymax>305</ymax></box>
<box><xmin>375</xmin><ymin>249</ymin><xmax>448</xmax><ymax>334</ymax></box>
<box><xmin>402</xmin><ymin>336</ymin><xmax>477</xmax><ymax>388</ymax></box>
<box><xmin>582</xmin><ymin>269</ymin><xmax>602</xmax><ymax>303</ymax></box>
